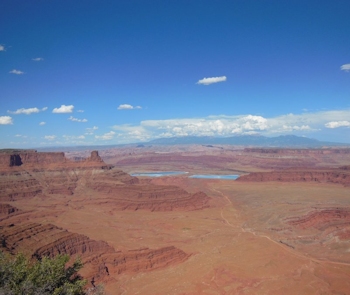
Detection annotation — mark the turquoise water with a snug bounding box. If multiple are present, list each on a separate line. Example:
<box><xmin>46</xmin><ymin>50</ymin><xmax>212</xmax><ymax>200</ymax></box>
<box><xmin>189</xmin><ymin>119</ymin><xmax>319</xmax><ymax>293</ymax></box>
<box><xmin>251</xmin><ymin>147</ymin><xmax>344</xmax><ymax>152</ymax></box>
<box><xmin>130</xmin><ymin>171</ymin><xmax>188</xmax><ymax>177</ymax></box>
<box><xmin>189</xmin><ymin>174</ymin><xmax>240</xmax><ymax>180</ymax></box>
<box><xmin>130</xmin><ymin>171</ymin><xmax>239</xmax><ymax>179</ymax></box>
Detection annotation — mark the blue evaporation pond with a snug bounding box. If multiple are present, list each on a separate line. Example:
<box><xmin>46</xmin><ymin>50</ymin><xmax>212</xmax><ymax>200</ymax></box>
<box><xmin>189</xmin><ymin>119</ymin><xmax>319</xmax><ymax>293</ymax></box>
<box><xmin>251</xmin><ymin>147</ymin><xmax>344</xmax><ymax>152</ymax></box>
<box><xmin>130</xmin><ymin>171</ymin><xmax>187</xmax><ymax>177</ymax></box>
<box><xmin>189</xmin><ymin>174</ymin><xmax>240</xmax><ymax>180</ymax></box>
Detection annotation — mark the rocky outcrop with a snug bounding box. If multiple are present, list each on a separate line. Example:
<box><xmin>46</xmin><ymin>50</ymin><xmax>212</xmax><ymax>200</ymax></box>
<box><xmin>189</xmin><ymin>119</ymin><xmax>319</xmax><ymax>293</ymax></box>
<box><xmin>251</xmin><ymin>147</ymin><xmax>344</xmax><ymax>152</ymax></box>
<box><xmin>0</xmin><ymin>150</ymin><xmax>210</xmax><ymax>210</ymax></box>
<box><xmin>286</xmin><ymin>208</ymin><xmax>350</xmax><ymax>241</ymax></box>
<box><xmin>93</xmin><ymin>246</ymin><xmax>190</xmax><ymax>279</ymax></box>
<box><xmin>0</xmin><ymin>204</ymin><xmax>19</xmax><ymax>216</ymax></box>
<box><xmin>0</xmin><ymin>171</ymin><xmax>43</xmax><ymax>201</ymax></box>
<box><xmin>237</xmin><ymin>168</ymin><xmax>350</xmax><ymax>186</ymax></box>
<box><xmin>0</xmin><ymin>222</ymin><xmax>191</xmax><ymax>282</ymax></box>
<box><xmin>286</xmin><ymin>208</ymin><xmax>350</xmax><ymax>229</ymax></box>
<box><xmin>87</xmin><ymin>180</ymin><xmax>210</xmax><ymax>211</ymax></box>
<box><xmin>0</xmin><ymin>150</ymin><xmax>109</xmax><ymax>170</ymax></box>
<box><xmin>0</xmin><ymin>223</ymin><xmax>113</xmax><ymax>257</ymax></box>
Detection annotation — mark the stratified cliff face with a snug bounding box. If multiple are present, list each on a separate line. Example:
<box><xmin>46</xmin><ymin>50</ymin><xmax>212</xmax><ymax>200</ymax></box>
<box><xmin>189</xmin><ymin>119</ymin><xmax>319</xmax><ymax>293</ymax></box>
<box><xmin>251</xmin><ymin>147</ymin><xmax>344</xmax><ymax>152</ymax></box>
<box><xmin>0</xmin><ymin>222</ymin><xmax>190</xmax><ymax>282</ymax></box>
<box><xmin>0</xmin><ymin>150</ymin><xmax>110</xmax><ymax>170</ymax></box>
<box><xmin>0</xmin><ymin>150</ymin><xmax>210</xmax><ymax>211</ymax></box>
<box><xmin>237</xmin><ymin>168</ymin><xmax>350</xmax><ymax>186</ymax></box>
<box><xmin>285</xmin><ymin>208</ymin><xmax>350</xmax><ymax>242</ymax></box>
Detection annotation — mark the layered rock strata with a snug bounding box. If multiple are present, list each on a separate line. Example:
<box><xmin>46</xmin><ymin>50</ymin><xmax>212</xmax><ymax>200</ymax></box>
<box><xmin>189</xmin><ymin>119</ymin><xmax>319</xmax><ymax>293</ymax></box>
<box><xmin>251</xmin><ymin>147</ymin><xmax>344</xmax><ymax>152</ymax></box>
<box><xmin>0</xmin><ymin>150</ymin><xmax>210</xmax><ymax>211</ymax></box>
<box><xmin>237</xmin><ymin>168</ymin><xmax>350</xmax><ymax>186</ymax></box>
<box><xmin>0</xmin><ymin>222</ymin><xmax>190</xmax><ymax>281</ymax></box>
<box><xmin>286</xmin><ymin>208</ymin><xmax>350</xmax><ymax>241</ymax></box>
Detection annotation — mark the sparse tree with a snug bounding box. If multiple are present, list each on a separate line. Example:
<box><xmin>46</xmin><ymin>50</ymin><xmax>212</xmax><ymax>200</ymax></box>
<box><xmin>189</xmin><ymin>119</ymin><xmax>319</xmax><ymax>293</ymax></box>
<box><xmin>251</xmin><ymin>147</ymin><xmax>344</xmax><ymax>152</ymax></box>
<box><xmin>0</xmin><ymin>252</ymin><xmax>104</xmax><ymax>295</ymax></box>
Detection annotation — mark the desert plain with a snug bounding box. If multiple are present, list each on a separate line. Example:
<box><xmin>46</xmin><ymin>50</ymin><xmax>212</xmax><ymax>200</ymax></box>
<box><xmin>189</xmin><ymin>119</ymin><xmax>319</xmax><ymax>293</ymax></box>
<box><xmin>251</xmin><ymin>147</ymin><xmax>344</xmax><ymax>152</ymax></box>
<box><xmin>1</xmin><ymin>145</ymin><xmax>350</xmax><ymax>294</ymax></box>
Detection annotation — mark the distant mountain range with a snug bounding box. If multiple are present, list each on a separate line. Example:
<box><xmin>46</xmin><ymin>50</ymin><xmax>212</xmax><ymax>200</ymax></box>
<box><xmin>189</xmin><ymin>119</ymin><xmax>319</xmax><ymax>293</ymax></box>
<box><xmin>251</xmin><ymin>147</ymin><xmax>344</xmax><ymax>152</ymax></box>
<box><xmin>147</xmin><ymin>135</ymin><xmax>348</xmax><ymax>147</ymax></box>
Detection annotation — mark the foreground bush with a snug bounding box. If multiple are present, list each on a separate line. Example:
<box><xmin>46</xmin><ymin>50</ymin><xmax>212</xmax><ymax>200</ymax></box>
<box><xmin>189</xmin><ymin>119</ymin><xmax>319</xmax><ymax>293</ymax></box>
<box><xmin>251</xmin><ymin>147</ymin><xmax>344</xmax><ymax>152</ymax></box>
<box><xmin>0</xmin><ymin>252</ymin><xmax>104</xmax><ymax>295</ymax></box>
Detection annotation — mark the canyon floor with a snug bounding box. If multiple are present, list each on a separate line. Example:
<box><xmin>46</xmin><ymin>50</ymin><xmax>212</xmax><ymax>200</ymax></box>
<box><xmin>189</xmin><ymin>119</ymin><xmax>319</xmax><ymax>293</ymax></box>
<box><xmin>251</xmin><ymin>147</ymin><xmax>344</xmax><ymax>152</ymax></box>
<box><xmin>1</xmin><ymin>145</ymin><xmax>350</xmax><ymax>294</ymax></box>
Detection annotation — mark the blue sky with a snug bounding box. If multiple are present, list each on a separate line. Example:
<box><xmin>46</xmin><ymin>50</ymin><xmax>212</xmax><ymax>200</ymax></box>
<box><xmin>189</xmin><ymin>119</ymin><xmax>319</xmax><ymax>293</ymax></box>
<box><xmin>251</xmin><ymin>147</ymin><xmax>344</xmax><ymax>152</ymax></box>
<box><xmin>1</xmin><ymin>0</ymin><xmax>350</xmax><ymax>148</ymax></box>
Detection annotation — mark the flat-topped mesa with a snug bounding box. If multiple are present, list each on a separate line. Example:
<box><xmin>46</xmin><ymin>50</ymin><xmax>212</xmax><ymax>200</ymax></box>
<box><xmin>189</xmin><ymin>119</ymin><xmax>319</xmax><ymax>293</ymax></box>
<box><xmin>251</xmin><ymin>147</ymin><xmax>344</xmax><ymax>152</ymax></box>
<box><xmin>86</xmin><ymin>150</ymin><xmax>103</xmax><ymax>162</ymax></box>
<box><xmin>0</xmin><ymin>150</ymin><xmax>110</xmax><ymax>170</ymax></box>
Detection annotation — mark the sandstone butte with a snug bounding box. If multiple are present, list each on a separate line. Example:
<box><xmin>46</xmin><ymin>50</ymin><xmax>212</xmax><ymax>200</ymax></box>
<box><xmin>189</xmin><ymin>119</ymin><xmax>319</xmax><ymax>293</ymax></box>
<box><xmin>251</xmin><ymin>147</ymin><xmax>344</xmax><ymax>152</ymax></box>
<box><xmin>0</xmin><ymin>149</ymin><xmax>210</xmax><ymax>286</ymax></box>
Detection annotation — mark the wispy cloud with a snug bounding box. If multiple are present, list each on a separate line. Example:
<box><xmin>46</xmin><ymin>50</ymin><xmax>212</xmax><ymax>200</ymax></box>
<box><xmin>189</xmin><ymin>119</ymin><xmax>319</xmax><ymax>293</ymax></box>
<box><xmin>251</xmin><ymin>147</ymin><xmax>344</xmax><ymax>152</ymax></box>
<box><xmin>68</xmin><ymin>116</ymin><xmax>87</xmax><ymax>122</ymax></box>
<box><xmin>32</xmin><ymin>57</ymin><xmax>43</xmax><ymax>61</ymax></box>
<box><xmin>117</xmin><ymin>104</ymin><xmax>142</xmax><ymax>110</ymax></box>
<box><xmin>63</xmin><ymin>135</ymin><xmax>85</xmax><ymax>140</ymax></box>
<box><xmin>197</xmin><ymin>76</ymin><xmax>227</xmax><ymax>85</ymax></box>
<box><xmin>340</xmin><ymin>64</ymin><xmax>350</xmax><ymax>72</ymax></box>
<box><xmin>95</xmin><ymin>131</ymin><xmax>115</xmax><ymax>140</ymax></box>
<box><xmin>0</xmin><ymin>45</ymin><xmax>5</xmax><ymax>51</ymax></box>
<box><xmin>44</xmin><ymin>135</ymin><xmax>56</xmax><ymax>140</ymax></box>
<box><xmin>77</xmin><ymin>110</ymin><xmax>84</xmax><ymax>113</ymax></box>
<box><xmin>9</xmin><ymin>69</ymin><xmax>24</xmax><ymax>75</ymax></box>
<box><xmin>325</xmin><ymin>121</ymin><xmax>350</xmax><ymax>128</ymax></box>
<box><xmin>52</xmin><ymin>105</ymin><xmax>74</xmax><ymax>113</ymax></box>
<box><xmin>7</xmin><ymin>107</ymin><xmax>47</xmax><ymax>115</ymax></box>
<box><xmin>86</xmin><ymin>126</ymin><xmax>98</xmax><ymax>135</ymax></box>
<box><xmin>0</xmin><ymin>116</ymin><xmax>13</xmax><ymax>125</ymax></box>
<box><xmin>39</xmin><ymin>122</ymin><xmax>46</xmax><ymax>126</ymax></box>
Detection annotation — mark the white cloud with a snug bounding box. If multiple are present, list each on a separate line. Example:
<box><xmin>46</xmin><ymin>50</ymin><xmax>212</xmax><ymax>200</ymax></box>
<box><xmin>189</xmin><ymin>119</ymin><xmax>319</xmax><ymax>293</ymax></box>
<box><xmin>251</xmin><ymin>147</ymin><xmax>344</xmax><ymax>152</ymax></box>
<box><xmin>9</xmin><ymin>69</ymin><xmax>24</xmax><ymax>75</ymax></box>
<box><xmin>340</xmin><ymin>64</ymin><xmax>350</xmax><ymax>72</ymax></box>
<box><xmin>32</xmin><ymin>57</ymin><xmax>43</xmax><ymax>61</ymax></box>
<box><xmin>39</xmin><ymin>122</ymin><xmax>46</xmax><ymax>126</ymax></box>
<box><xmin>44</xmin><ymin>135</ymin><xmax>56</xmax><ymax>140</ymax></box>
<box><xmin>0</xmin><ymin>45</ymin><xmax>5</xmax><ymax>51</ymax></box>
<box><xmin>15</xmin><ymin>134</ymin><xmax>27</xmax><ymax>138</ymax></box>
<box><xmin>0</xmin><ymin>116</ymin><xmax>13</xmax><ymax>125</ymax></box>
<box><xmin>77</xmin><ymin>110</ymin><xmax>84</xmax><ymax>112</ymax></box>
<box><xmin>197</xmin><ymin>76</ymin><xmax>227</xmax><ymax>85</ymax></box>
<box><xmin>325</xmin><ymin>121</ymin><xmax>350</xmax><ymax>128</ymax></box>
<box><xmin>86</xmin><ymin>126</ymin><xmax>98</xmax><ymax>135</ymax></box>
<box><xmin>52</xmin><ymin>105</ymin><xmax>74</xmax><ymax>113</ymax></box>
<box><xmin>117</xmin><ymin>104</ymin><xmax>142</xmax><ymax>110</ymax></box>
<box><xmin>63</xmin><ymin>135</ymin><xmax>85</xmax><ymax>140</ymax></box>
<box><xmin>68</xmin><ymin>116</ymin><xmax>87</xmax><ymax>122</ymax></box>
<box><xmin>95</xmin><ymin>131</ymin><xmax>115</xmax><ymax>140</ymax></box>
<box><xmin>42</xmin><ymin>107</ymin><xmax>48</xmax><ymax>111</ymax></box>
<box><xmin>7</xmin><ymin>107</ymin><xmax>43</xmax><ymax>115</ymax></box>
<box><xmin>109</xmin><ymin>109</ymin><xmax>350</xmax><ymax>142</ymax></box>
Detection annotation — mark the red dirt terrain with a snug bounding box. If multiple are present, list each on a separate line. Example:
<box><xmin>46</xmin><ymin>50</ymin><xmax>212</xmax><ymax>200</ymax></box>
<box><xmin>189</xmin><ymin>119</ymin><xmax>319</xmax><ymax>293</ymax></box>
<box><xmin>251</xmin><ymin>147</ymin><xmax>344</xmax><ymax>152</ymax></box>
<box><xmin>1</xmin><ymin>146</ymin><xmax>350</xmax><ymax>294</ymax></box>
<box><xmin>0</xmin><ymin>149</ymin><xmax>207</xmax><ymax>289</ymax></box>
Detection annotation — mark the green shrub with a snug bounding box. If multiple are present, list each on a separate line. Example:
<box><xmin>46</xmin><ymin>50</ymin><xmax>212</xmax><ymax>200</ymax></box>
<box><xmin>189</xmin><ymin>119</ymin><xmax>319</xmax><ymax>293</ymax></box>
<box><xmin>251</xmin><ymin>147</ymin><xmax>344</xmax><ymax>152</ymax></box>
<box><xmin>0</xmin><ymin>252</ymin><xmax>104</xmax><ymax>295</ymax></box>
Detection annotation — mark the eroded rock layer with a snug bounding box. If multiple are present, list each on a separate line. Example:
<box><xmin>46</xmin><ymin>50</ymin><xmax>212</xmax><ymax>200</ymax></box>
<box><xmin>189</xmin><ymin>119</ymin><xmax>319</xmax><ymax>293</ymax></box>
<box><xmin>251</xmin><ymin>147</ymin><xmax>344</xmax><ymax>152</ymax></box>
<box><xmin>0</xmin><ymin>150</ymin><xmax>210</xmax><ymax>211</ymax></box>
<box><xmin>285</xmin><ymin>208</ymin><xmax>350</xmax><ymax>243</ymax></box>
<box><xmin>0</xmin><ymin>222</ymin><xmax>190</xmax><ymax>282</ymax></box>
<box><xmin>286</xmin><ymin>208</ymin><xmax>350</xmax><ymax>230</ymax></box>
<box><xmin>237</xmin><ymin>168</ymin><xmax>350</xmax><ymax>186</ymax></box>
<box><xmin>0</xmin><ymin>203</ymin><xmax>19</xmax><ymax>216</ymax></box>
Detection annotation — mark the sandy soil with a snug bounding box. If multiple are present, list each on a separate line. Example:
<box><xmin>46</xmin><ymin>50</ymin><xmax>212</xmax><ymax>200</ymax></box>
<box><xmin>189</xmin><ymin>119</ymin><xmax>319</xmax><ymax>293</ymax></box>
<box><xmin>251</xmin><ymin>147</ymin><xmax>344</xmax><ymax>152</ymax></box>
<box><xmin>2</xmin><ymin>146</ymin><xmax>350</xmax><ymax>294</ymax></box>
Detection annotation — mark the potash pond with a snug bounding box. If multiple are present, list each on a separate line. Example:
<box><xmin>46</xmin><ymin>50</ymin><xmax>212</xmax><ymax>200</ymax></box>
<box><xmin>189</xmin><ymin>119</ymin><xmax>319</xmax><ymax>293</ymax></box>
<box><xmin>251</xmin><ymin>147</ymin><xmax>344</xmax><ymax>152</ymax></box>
<box><xmin>130</xmin><ymin>171</ymin><xmax>188</xmax><ymax>177</ymax></box>
<box><xmin>130</xmin><ymin>171</ymin><xmax>240</xmax><ymax>179</ymax></box>
<box><xmin>189</xmin><ymin>174</ymin><xmax>240</xmax><ymax>180</ymax></box>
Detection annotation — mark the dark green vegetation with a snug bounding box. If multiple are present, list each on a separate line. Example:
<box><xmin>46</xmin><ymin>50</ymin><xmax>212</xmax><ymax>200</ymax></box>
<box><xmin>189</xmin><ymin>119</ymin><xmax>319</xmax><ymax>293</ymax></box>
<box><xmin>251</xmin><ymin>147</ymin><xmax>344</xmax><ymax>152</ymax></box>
<box><xmin>0</xmin><ymin>252</ymin><xmax>104</xmax><ymax>295</ymax></box>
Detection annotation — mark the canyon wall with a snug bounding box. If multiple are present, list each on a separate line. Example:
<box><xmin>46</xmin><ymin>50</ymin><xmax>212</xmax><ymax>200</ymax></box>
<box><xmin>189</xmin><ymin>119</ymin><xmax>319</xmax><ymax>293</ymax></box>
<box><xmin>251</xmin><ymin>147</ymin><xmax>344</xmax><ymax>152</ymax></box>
<box><xmin>0</xmin><ymin>222</ymin><xmax>190</xmax><ymax>284</ymax></box>
<box><xmin>237</xmin><ymin>168</ymin><xmax>350</xmax><ymax>186</ymax></box>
